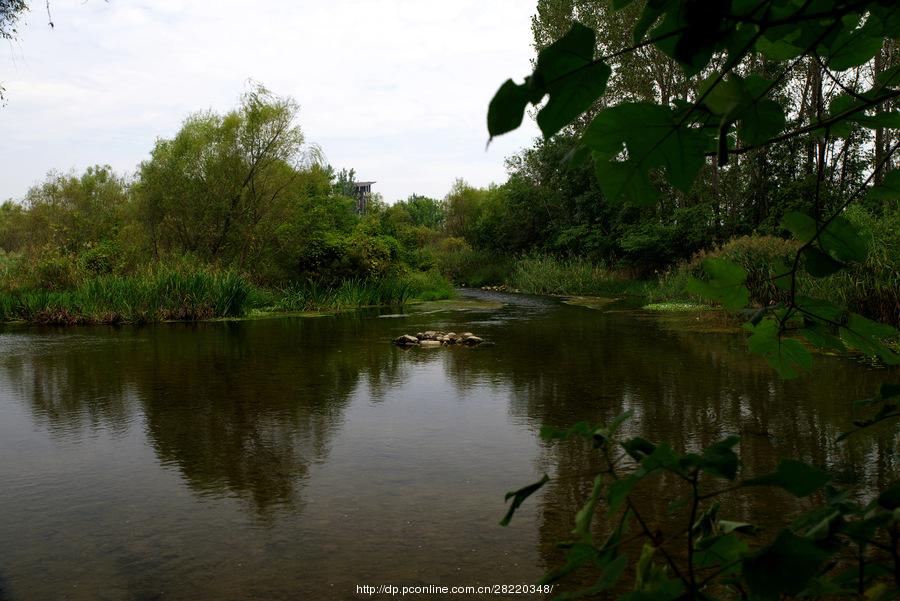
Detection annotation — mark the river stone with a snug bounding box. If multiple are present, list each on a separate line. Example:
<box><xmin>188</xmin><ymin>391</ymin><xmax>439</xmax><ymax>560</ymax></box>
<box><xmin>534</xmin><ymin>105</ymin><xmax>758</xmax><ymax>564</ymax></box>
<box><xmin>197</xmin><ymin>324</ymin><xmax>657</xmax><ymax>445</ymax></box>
<box><xmin>394</xmin><ymin>334</ymin><xmax>420</xmax><ymax>346</ymax></box>
<box><xmin>463</xmin><ymin>336</ymin><xmax>483</xmax><ymax>346</ymax></box>
<box><xmin>420</xmin><ymin>340</ymin><xmax>441</xmax><ymax>348</ymax></box>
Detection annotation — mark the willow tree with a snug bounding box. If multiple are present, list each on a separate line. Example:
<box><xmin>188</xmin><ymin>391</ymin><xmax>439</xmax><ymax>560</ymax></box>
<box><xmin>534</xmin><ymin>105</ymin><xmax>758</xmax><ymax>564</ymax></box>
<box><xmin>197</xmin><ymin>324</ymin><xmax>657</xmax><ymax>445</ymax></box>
<box><xmin>137</xmin><ymin>85</ymin><xmax>316</xmax><ymax>266</ymax></box>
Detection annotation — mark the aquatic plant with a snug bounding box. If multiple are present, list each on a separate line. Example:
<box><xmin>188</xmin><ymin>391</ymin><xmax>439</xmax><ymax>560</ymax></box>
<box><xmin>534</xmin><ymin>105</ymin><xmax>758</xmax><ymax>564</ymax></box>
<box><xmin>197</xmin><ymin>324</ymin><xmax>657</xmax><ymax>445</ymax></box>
<box><xmin>0</xmin><ymin>269</ymin><xmax>254</xmax><ymax>324</ymax></box>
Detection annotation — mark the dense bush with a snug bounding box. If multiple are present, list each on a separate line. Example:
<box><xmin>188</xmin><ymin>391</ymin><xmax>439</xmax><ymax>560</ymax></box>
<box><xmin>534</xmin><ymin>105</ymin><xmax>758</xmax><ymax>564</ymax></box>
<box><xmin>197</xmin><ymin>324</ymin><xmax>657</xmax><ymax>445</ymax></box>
<box><xmin>663</xmin><ymin>235</ymin><xmax>800</xmax><ymax>307</ymax></box>
<box><xmin>653</xmin><ymin>208</ymin><xmax>900</xmax><ymax>325</ymax></box>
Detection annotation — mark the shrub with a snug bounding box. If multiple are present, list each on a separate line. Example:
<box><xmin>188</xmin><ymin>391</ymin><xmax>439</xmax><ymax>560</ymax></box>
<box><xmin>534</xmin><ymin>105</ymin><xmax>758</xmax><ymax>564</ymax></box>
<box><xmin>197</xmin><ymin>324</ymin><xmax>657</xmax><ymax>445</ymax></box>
<box><xmin>661</xmin><ymin>235</ymin><xmax>800</xmax><ymax>307</ymax></box>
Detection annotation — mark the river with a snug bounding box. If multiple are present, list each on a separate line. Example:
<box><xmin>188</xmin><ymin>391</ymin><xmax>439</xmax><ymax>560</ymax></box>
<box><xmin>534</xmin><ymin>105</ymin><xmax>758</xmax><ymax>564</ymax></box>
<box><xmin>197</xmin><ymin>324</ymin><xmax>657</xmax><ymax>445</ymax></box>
<box><xmin>0</xmin><ymin>290</ymin><xmax>896</xmax><ymax>600</ymax></box>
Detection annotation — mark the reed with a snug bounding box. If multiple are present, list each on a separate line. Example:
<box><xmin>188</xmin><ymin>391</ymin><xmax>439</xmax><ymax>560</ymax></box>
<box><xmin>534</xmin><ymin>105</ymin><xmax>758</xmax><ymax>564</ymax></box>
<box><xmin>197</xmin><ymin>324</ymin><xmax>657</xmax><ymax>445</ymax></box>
<box><xmin>273</xmin><ymin>272</ymin><xmax>452</xmax><ymax>312</ymax></box>
<box><xmin>0</xmin><ymin>269</ymin><xmax>254</xmax><ymax>325</ymax></box>
<box><xmin>508</xmin><ymin>255</ymin><xmax>646</xmax><ymax>296</ymax></box>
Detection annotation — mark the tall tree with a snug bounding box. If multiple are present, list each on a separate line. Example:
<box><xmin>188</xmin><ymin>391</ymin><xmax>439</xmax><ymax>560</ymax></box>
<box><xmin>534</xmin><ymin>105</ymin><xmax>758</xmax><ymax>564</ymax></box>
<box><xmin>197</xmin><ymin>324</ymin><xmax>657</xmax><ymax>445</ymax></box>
<box><xmin>137</xmin><ymin>85</ymin><xmax>311</xmax><ymax>265</ymax></box>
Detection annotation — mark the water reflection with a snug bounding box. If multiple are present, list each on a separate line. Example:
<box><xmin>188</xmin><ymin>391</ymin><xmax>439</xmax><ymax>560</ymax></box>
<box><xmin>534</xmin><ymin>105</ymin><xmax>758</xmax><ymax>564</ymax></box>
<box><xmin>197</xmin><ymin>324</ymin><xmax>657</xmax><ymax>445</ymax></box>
<box><xmin>0</xmin><ymin>318</ymin><xmax>409</xmax><ymax>514</ymax></box>
<box><xmin>0</xmin><ymin>291</ymin><xmax>896</xmax><ymax>599</ymax></box>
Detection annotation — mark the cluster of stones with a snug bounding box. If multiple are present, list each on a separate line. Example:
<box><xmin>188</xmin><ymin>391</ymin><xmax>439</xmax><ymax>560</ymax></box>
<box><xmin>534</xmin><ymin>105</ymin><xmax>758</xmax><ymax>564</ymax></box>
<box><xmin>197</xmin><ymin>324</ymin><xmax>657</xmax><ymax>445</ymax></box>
<box><xmin>479</xmin><ymin>284</ymin><xmax>520</xmax><ymax>293</ymax></box>
<box><xmin>394</xmin><ymin>331</ymin><xmax>484</xmax><ymax>347</ymax></box>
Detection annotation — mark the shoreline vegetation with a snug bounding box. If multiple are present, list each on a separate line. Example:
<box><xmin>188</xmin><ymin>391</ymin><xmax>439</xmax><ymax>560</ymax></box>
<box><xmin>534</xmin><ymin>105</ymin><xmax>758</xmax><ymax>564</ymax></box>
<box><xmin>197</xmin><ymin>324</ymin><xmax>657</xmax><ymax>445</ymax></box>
<box><xmin>4</xmin><ymin>234</ymin><xmax>895</xmax><ymax>329</ymax></box>
<box><xmin>0</xmin><ymin>269</ymin><xmax>455</xmax><ymax>325</ymax></box>
<box><xmin>0</xmin><ymin>90</ymin><xmax>895</xmax><ymax>330</ymax></box>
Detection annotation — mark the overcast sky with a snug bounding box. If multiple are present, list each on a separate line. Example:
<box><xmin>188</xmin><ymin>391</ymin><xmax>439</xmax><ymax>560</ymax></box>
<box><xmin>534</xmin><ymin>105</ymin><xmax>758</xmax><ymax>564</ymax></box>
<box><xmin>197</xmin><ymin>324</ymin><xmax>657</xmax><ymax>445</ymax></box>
<box><xmin>1</xmin><ymin>0</ymin><xmax>542</xmax><ymax>203</ymax></box>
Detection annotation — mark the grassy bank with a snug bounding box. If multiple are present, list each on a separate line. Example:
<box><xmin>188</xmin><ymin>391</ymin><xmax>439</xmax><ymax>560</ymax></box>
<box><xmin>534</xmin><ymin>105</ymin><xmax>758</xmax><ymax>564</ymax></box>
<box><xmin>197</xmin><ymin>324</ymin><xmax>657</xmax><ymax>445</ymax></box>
<box><xmin>271</xmin><ymin>271</ymin><xmax>453</xmax><ymax>312</ymax></box>
<box><xmin>438</xmin><ymin>227</ymin><xmax>898</xmax><ymax>325</ymax></box>
<box><xmin>0</xmin><ymin>269</ymin><xmax>454</xmax><ymax>325</ymax></box>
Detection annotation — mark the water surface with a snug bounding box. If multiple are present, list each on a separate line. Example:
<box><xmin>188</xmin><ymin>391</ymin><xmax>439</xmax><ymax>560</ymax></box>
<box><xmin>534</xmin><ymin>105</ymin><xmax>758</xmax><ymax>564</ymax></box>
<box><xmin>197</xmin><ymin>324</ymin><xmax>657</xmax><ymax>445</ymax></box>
<box><xmin>0</xmin><ymin>290</ymin><xmax>896</xmax><ymax>600</ymax></box>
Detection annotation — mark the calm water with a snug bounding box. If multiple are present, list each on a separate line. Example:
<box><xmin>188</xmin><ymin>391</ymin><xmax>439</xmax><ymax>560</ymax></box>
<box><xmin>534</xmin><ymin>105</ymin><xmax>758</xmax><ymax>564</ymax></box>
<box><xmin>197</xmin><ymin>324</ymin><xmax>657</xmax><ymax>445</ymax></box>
<box><xmin>0</xmin><ymin>290</ymin><xmax>897</xmax><ymax>600</ymax></box>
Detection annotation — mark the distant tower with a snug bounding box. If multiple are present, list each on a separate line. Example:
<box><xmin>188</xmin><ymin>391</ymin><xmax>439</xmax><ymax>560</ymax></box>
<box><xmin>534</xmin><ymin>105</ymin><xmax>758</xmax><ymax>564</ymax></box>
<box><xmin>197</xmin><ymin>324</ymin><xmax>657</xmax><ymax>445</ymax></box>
<box><xmin>353</xmin><ymin>181</ymin><xmax>375</xmax><ymax>214</ymax></box>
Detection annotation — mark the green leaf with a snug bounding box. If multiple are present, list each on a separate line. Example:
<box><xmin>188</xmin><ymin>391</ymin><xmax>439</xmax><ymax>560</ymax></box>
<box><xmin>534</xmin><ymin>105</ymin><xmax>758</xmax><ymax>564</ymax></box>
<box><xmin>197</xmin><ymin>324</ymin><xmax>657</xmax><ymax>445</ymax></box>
<box><xmin>876</xmin><ymin>64</ymin><xmax>900</xmax><ymax>89</ymax></box>
<box><xmin>573</xmin><ymin>475</ymin><xmax>604</xmax><ymax>539</ymax></box>
<box><xmin>819</xmin><ymin>216</ymin><xmax>868</xmax><ymax>263</ymax></box>
<box><xmin>608</xmin><ymin>475</ymin><xmax>640</xmax><ymax>516</ymax></box>
<box><xmin>827</xmin><ymin>93</ymin><xmax>858</xmax><ymax>138</ymax></box>
<box><xmin>800</xmin><ymin>324</ymin><xmax>846</xmax><ymax>353</ymax></box>
<box><xmin>840</xmin><ymin>313</ymin><xmax>900</xmax><ymax>365</ymax></box>
<box><xmin>551</xmin><ymin>553</ymin><xmax>628</xmax><ymax>600</ymax></box>
<box><xmin>782</xmin><ymin>212</ymin><xmax>868</xmax><ymax>263</ymax></box>
<box><xmin>719</xmin><ymin>520</ymin><xmax>759</xmax><ymax>535</ymax></box>
<box><xmin>742</xmin><ymin>459</ymin><xmax>831</xmax><ymax>497</ymax></box>
<box><xmin>594</xmin><ymin>157</ymin><xmax>657</xmax><ymax>205</ymax></box>
<box><xmin>621</xmin><ymin>436</ymin><xmax>656</xmax><ymax>461</ymax></box>
<box><xmin>743</xmin><ymin>530</ymin><xmax>833</xmax><ymax>599</ymax></box>
<box><xmin>803</xmin><ymin>246</ymin><xmax>843</xmax><ymax>277</ymax></box>
<box><xmin>867</xmin><ymin>170</ymin><xmax>900</xmax><ymax>203</ymax></box>
<box><xmin>756</xmin><ymin>35</ymin><xmax>804</xmax><ymax>61</ymax></box>
<box><xmin>538</xmin><ymin>62</ymin><xmax>611</xmax><ymax>138</ymax></box>
<box><xmin>700</xmin><ymin>74</ymin><xmax>744</xmax><ymax>117</ymax></box>
<box><xmin>782</xmin><ymin>211</ymin><xmax>817</xmax><ymax>243</ymax></box>
<box><xmin>738</xmin><ymin>98</ymin><xmax>785</xmax><ymax>146</ymax></box>
<box><xmin>487</xmin><ymin>80</ymin><xmax>531</xmax><ymax>138</ymax></box>
<box><xmin>632</xmin><ymin>2</ymin><xmax>665</xmax><ymax>45</ymax></box>
<box><xmin>533</xmin><ymin>23</ymin><xmax>611</xmax><ymax>138</ymax></box>
<box><xmin>608</xmin><ymin>444</ymin><xmax>678</xmax><ymax>515</ymax></box>
<box><xmin>796</xmin><ymin>296</ymin><xmax>846</xmax><ymax>323</ymax></box>
<box><xmin>823</xmin><ymin>29</ymin><xmax>884</xmax><ymax>71</ymax></box>
<box><xmin>877</xmin><ymin>481</ymin><xmax>900</xmax><ymax>511</ymax></box>
<box><xmin>746</xmin><ymin>319</ymin><xmax>812</xmax><ymax>379</ymax></box>
<box><xmin>684</xmin><ymin>258</ymin><xmax>748</xmax><ymax>310</ymax></box>
<box><xmin>853</xmin><ymin>111</ymin><xmax>900</xmax><ymax>130</ymax></box>
<box><xmin>584</xmin><ymin>102</ymin><xmax>709</xmax><ymax>201</ymax></box>
<box><xmin>487</xmin><ymin>23</ymin><xmax>611</xmax><ymax>139</ymax></box>
<box><xmin>539</xmin><ymin>542</ymin><xmax>597</xmax><ymax>586</ymax></box>
<box><xmin>694</xmin><ymin>533</ymin><xmax>749</xmax><ymax>570</ymax></box>
<box><xmin>698</xmin><ymin>435</ymin><xmax>741</xmax><ymax>480</ymax></box>
<box><xmin>500</xmin><ymin>474</ymin><xmax>549</xmax><ymax>526</ymax></box>
<box><xmin>598</xmin><ymin>410</ymin><xmax>634</xmax><ymax>442</ymax></box>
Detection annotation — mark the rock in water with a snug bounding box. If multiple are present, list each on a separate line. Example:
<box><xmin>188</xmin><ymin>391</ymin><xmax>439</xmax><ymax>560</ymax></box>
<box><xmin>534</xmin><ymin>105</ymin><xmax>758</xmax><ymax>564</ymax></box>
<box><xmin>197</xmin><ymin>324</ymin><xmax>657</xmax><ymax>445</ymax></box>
<box><xmin>394</xmin><ymin>331</ymin><xmax>487</xmax><ymax>347</ymax></box>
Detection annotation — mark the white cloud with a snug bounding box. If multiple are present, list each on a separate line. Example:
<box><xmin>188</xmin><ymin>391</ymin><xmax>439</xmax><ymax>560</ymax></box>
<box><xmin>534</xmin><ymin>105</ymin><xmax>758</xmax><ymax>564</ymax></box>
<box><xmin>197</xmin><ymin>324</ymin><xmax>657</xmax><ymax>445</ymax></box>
<box><xmin>0</xmin><ymin>0</ymin><xmax>541</xmax><ymax>201</ymax></box>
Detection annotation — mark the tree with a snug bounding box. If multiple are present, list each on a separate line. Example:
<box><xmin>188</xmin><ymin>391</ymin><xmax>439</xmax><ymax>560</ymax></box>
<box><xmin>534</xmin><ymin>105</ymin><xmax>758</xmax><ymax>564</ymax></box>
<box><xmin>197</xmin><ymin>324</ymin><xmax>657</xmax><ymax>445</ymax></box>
<box><xmin>491</xmin><ymin>2</ymin><xmax>900</xmax><ymax>598</ymax></box>
<box><xmin>18</xmin><ymin>165</ymin><xmax>128</xmax><ymax>253</ymax></box>
<box><xmin>136</xmin><ymin>85</ymin><xmax>311</xmax><ymax>265</ymax></box>
<box><xmin>0</xmin><ymin>0</ymin><xmax>29</xmax><ymax>102</ymax></box>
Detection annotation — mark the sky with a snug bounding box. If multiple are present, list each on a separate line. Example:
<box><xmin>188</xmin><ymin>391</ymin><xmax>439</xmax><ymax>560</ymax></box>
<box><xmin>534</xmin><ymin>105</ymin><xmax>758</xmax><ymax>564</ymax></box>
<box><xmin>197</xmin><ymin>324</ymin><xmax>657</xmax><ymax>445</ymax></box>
<box><xmin>0</xmin><ymin>0</ymin><xmax>542</xmax><ymax>203</ymax></box>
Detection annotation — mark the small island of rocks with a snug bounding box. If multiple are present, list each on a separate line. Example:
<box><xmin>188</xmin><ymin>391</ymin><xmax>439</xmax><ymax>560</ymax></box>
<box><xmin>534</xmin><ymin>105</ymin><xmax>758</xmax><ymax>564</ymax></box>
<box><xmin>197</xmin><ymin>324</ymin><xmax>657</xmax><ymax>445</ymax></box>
<box><xmin>394</xmin><ymin>331</ymin><xmax>485</xmax><ymax>347</ymax></box>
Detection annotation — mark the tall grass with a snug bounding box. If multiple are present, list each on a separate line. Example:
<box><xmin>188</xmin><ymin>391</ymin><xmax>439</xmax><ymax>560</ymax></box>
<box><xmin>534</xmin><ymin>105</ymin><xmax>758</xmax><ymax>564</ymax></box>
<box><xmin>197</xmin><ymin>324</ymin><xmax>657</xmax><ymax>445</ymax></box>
<box><xmin>273</xmin><ymin>271</ymin><xmax>453</xmax><ymax>312</ymax></box>
<box><xmin>436</xmin><ymin>246</ymin><xmax>514</xmax><ymax>287</ymax></box>
<box><xmin>508</xmin><ymin>255</ymin><xmax>647</xmax><ymax>296</ymax></box>
<box><xmin>0</xmin><ymin>269</ymin><xmax>253</xmax><ymax>324</ymax></box>
<box><xmin>799</xmin><ymin>206</ymin><xmax>900</xmax><ymax>325</ymax></box>
<box><xmin>650</xmin><ymin>208</ymin><xmax>900</xmax><ymax>326</ymax></box>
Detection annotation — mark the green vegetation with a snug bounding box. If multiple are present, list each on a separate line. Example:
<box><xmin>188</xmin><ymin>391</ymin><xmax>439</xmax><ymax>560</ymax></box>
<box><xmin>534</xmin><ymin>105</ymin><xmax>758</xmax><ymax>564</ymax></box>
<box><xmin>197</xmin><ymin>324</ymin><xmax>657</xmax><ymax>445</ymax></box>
<box><xmin>507</xmin><ymin>255</ymin><xmax>645</xmax><ymax>297</ymax></box>
<box><xmin>0</xmin><ymin>269</ymin><xmax>252</xmax><ymax>324</ymax></box>
<box><xmin>0</xmin><ymin>87</ymin><xmax>452</xmax><ymax>323</ymax></box>
<box><xmin>489</xmin><ymin>0</ymin><xmax>900</xmax><ymax>599</ymax></box>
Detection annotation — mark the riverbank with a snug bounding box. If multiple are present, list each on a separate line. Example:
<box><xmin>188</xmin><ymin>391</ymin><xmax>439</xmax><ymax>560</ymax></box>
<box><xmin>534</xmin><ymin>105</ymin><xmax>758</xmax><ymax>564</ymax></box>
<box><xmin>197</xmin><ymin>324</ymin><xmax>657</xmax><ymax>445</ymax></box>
<box><xmin>0</xmin><ymin>269</ymin><xmax>454</xmax><ymax>325</ymax></box>
<box><xmin>446</xmin><ymin>244</ymin><xmax>899</xmax><ymax>325</ymax></box>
